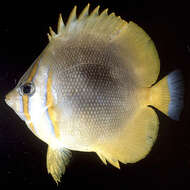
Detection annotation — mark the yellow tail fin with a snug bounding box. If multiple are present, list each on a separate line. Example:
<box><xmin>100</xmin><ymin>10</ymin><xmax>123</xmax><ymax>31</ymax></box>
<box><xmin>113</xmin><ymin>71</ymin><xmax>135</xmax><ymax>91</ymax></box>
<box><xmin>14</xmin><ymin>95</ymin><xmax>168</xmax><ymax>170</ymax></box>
<box><xmin>149</xmin><ymin>70</ymin><xmax>184</xmax><ymax>120</ymax></box>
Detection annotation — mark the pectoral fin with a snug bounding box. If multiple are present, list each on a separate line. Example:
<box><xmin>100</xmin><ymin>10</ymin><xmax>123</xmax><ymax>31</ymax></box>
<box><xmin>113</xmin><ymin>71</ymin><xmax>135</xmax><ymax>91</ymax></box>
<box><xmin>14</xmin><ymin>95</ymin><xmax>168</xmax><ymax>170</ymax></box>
<box><xmin>47</xmin><ymin>146</ymin><xmax>72</xmax><ymax>184</ymax></box>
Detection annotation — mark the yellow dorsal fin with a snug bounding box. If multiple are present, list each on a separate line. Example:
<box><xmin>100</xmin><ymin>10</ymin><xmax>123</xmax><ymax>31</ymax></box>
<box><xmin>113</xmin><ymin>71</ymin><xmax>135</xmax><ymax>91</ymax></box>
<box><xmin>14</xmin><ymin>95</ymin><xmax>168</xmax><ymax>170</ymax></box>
<box><xmin>47</xmin><ymin>26</ymin><xmax>56</xmax><ymax>41</ymax></box>
<box><xmin>90</xmin><ymin>5</ymin><xmax>100</xmax><ymax>17</ymax></box>
<box><xmin>78</xmin><ymin>3</ymin><xmax>90</xmax><ymax>20</ymax></box>
<box><xmin>115</xmin><ymin>21</ymin><xmax>160</xmax><ymax>86</ymax></box>
<box><xmin>100</xmin><ymin>8</ymin><xmax>108</xmax><ymax>17</ymax></box>
<box><xmin>48</xmin><ymin>4</ymin><xmax>127</xmax><ymax>41</ymax></box>
<box><xmin>48</xmin><ymin>5</ymin><xmax>159</xmax><ymax>87</ymax></box>
<box><xmin>57</xmin><ymin>13</ymin><xmax>65</xmax><ymax>34</ymax></box>
<box><xmin>66</xmin><ymin>6</ymin><xmax>77</xmax><ymax>30</ymax></box>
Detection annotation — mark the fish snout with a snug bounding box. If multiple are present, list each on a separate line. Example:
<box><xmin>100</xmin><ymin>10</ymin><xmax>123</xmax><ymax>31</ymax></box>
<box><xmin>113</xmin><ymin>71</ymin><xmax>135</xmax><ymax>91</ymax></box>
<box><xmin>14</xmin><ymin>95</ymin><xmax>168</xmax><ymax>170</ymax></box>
<box><xmin>5</xmin><ymin>91</ymin><xmax>20</xmax><ymax>111</ymax></box>
<box><xmin>5</xmin><ymin>93</ymin><xmax>14</xmax><ymax>108</ymax></box>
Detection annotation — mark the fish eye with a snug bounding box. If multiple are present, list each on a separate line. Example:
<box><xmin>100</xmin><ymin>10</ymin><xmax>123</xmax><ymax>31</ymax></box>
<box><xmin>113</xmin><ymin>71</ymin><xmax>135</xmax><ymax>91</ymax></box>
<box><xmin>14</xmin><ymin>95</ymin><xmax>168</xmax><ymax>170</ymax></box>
<box><xmin>19</xmin><ymin>82</ymin><xmax>35</xmax><ymax>96</ymax></box>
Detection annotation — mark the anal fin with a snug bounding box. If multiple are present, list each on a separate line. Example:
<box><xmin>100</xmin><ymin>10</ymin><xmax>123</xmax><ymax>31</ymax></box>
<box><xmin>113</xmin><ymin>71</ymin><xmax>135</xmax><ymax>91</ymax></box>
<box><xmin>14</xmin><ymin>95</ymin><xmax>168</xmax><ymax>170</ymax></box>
<box><xmin>97</xmin><ymin>153</ymin><xmax>120</xmax><ymax>169</ymax></box>
<box><xmin>94</xmin><ymin>107</ymin><xmax>159</xmax><ymax>168</ymax></box>
<box><xmin>47</xmin><ymin>146</ymin><xmax>72</xmax><ymax>184</ymax></box>
<box><xmin>97</xmin><ymin>153</ymin><xmax>107</xmax><ymax>165</ymax></box>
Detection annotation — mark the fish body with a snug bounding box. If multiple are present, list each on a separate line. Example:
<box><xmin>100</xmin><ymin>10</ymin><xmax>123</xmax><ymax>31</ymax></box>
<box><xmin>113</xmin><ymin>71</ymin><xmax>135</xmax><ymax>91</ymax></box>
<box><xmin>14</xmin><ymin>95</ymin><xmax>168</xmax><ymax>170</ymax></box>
<box><xmin>5</xmin><ymin>4</ymin><xmax>184</xmax><ymax>183</ymax></box>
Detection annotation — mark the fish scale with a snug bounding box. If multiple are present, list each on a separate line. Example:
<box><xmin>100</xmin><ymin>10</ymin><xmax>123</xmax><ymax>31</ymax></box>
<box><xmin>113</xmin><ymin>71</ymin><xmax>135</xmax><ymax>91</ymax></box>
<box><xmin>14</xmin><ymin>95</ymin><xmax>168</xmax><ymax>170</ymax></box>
<box><xmin>5</xmin><ymin>4</ymin><xmax>183</xmax><ymax>184</ymax></box>
<box><xmin>57</xmin><ymin>62</ymin><xmax>135</xmax><ymax>144</ymax></box>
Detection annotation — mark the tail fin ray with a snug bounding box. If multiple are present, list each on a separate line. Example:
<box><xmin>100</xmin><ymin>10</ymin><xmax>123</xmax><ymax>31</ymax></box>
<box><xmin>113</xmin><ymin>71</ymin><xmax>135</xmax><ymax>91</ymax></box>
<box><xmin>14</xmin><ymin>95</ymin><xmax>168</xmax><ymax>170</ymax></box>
<box><xmin>167</xmin><ymin>70</ymin><xmax>184</xmax><ymax>120</ymax></box>
<box><xmin>150</xmin><ymin>70</ymin><xmax>184</xmax><ymax>120</ymax></box>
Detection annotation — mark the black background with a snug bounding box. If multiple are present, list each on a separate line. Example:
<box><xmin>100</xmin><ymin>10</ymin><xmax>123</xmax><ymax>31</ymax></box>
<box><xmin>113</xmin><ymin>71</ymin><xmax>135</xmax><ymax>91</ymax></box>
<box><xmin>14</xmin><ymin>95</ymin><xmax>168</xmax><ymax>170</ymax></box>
<box><xmin>1</xmin><ymin>0</ymin><xmax>190</xmax><ymax>188</ymax></box>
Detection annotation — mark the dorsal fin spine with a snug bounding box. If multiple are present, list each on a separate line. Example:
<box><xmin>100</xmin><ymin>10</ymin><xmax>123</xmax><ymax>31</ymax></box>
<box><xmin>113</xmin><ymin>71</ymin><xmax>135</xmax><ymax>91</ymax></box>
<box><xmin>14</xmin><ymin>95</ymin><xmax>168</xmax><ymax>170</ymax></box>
<box><xmin>47</xmin><ymin>33</ymin><xmax>52</xmax><ymax>41</ymax></box>
<box><xmin>48</xmin><ymin>4</ymin><xmax>127</xmax><ymax>41</ymax></box>
<box><xmin>90</xmin><ymin>5</ymin><xmax>100</xmax><ymax>17</ymax></box>
<box><xmin>78</xmin><ymin>3</ymin><xmax>90</xmax><ymax>20</ymax></box>
<box><xmin>100</xmin><ymin>8</ymin><xmax>108</xmax><ymax>16</ymax></box>
<box><xmin>66</xmin><ymin>6</ymin><xmax>77</xmax><ymax>29</ymax></box>
<box><xmin>57</xmin><ymin>13</ymin><xmax>65</xmax><ymax>34</ymax></box>
<box><xmin>49</xmin><ymin>26</ymin><xmax>56</xmax><ymax>37</ymax></box>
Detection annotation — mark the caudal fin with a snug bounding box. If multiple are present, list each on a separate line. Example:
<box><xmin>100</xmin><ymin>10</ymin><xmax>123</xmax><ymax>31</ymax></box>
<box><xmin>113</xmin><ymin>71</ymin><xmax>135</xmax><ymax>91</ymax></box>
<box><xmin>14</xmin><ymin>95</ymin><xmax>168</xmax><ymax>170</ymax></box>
<box><xmin>149</xmin><ymin>70</ymin><xmax>184</xmax><ymax>120</ymax></box>
<box><xmin>167</xmin><ymin>71</ymin><xmax>184</xmax><ymax>120</ymax></box>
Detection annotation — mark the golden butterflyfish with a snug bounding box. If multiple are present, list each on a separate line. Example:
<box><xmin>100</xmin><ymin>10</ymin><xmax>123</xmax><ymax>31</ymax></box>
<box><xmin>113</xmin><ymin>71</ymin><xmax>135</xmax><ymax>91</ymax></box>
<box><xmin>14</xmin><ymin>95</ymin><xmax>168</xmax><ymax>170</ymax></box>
<box><xmin>5</xmin><ymin>4</ymin><xmax>184</xmax><ymax>184</ymax></box>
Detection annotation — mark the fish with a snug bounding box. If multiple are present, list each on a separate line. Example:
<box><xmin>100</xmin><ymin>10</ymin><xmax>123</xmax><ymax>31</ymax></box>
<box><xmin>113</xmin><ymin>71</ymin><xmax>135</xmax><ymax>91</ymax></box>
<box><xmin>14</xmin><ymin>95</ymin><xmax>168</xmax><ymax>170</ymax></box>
<box><xmin>5</xmin><ymin>4</ymin><xmax>184</xmax><ymax>184</ymax></box>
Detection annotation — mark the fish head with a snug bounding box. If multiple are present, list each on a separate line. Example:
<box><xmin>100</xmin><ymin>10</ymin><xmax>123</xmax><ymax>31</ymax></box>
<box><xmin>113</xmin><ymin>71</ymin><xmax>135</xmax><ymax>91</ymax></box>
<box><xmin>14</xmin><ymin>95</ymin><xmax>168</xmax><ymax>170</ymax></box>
<box><xmin>5</xmin><ymin>84</ymin><xmax>29</xmax><ymax>121</ymax></box>
<box><xmin>4</xmin><ymin>54</ymin><xmax>56</xmax><ymax>141</ymax></box>
<box><xmin>5</xmin><ymin>62</ymin><xmax>38</xmax><ymax>123</ymax></box>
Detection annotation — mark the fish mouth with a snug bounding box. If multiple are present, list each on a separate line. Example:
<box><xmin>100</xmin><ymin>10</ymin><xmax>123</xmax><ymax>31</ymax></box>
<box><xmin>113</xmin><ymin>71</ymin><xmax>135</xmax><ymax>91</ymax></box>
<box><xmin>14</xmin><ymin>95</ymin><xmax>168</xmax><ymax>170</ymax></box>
<box><xmin>5</xmin><ymin>94</ymin><xmax>26</xmax><ymax>122</ymax></box>
<box><xmin>5</xmin><ymin>94</ymin><xmax>13</xmax><ymax>108</ymax></box>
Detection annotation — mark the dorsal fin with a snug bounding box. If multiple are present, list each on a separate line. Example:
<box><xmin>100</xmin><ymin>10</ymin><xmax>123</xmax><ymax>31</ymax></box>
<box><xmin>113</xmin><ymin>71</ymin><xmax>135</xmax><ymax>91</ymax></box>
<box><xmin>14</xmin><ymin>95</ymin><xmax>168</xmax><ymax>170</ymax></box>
<box><xmin>78</xmin><ymin>3</ymin><xmax>90</xmax><ymax>20</ymax></box>
<box><xmin>47</xmin><ymin>4</ymin><xmax>160</xmax><ymax>87</ymax></box>
<box><xmin>47</xmin><ymin>4</ymin><xmax>127</xmax><ymax>41</ymax></box>
<box><xmin>57</xmin><ymin>13</ymin><xmax>65</xmax><ymax>34</ymax></box>
<box><xmin>90</xmin><ymin>5</ymin><xmax>100</xmax><ymax>17</ymax></box>
<box><xmin>66</xmin><ymin>6</ymin><xmax>77</xmax><ymax>30</ymax></box>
